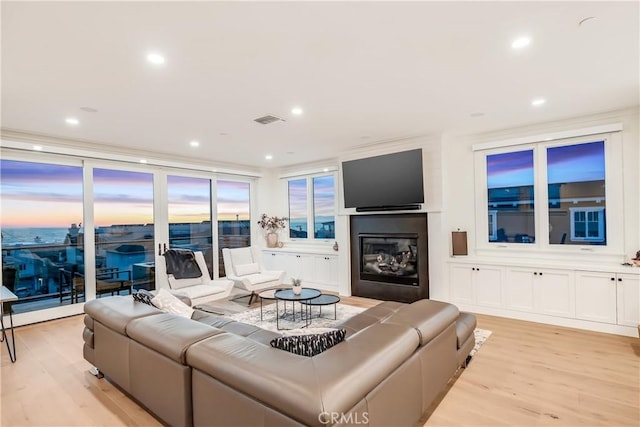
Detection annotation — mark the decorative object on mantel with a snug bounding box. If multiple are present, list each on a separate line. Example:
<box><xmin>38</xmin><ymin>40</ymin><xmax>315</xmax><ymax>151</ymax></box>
<box><xmin>333</xmin><ymin>241</ymin><xmax>339</xmax><ymax>251</ymax></box>
<box><xmin>257</xmin><ymin>213</ymin><xmax>288</xmax><ymax>248</ymax></box>
<box><xmin>291</xmin><ymin>277</ymin><xmax>302</xmax><ymax>295</ymax></box>
<box><xmin>633</xmin><ymin>250</ymin><xmax>640</xmax><ymax>267</ymax></box>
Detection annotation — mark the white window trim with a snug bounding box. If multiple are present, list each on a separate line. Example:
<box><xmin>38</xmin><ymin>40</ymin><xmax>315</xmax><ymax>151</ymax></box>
<box><xmin>474</xmin><ymin>131</ymin><xmax>624</xmax><ymax>257</ymax></box>
<box><xmin>285</xmin><ymin>171</ymin><xmax>337</xmax><ymax>242</ymax></box>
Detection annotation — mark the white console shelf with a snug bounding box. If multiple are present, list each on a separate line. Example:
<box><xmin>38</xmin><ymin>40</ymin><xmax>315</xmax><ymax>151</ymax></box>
<box><xmin>447</xmin><ymin>257</ymin><xmax>640</xmax><ymax>337</ymax></box>
<box><xmin>262</xmin><ymin>247</ymin><xmax>339</xmax><ymax>293</ymax></box>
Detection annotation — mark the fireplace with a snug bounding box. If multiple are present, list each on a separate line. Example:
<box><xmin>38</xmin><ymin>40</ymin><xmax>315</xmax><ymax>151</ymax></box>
<box><xmin>350</xmin><ymin>213</ymin><xmax>428</xmax><ymax>303</ymax></box>
<box><xmin>360</xmin><ymin>235</ymin><xmax>419</xmax><ymax>286</ymax></box>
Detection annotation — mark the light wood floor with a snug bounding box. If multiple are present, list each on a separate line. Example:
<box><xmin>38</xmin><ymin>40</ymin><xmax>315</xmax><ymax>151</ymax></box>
<box><xmin>1</xmin><ymin>298</ymin><xmax>638</xmax><ymax>426</ymax></box>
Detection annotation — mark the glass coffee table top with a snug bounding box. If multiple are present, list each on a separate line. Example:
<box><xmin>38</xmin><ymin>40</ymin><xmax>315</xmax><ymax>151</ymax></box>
<box><xmin>274</xmin><ymin>288</ymin><xmax>321</xmax><ymax>301</ymax></box>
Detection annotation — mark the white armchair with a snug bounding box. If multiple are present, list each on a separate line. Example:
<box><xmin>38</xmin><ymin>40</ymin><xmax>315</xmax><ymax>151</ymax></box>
<box><xmin>155</xmin><ymin>251</ymin><xmax>234</xmax><ymax>306</ymax></box>
<box><xmin>222</xmin><ymin>246</ymin><xmax>285</xmax><ymax>304</ymax></box>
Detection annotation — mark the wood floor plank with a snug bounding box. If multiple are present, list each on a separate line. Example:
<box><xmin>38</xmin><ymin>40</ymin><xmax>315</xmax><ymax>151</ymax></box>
<box><xmin>2</xmin><ymin>305</ymin><xmax>638</xmax><ymax>426</ymax></box>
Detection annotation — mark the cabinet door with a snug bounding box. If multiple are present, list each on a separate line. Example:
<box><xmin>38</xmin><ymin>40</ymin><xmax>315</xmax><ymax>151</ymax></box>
<box><xmin>536</xmin><ymin>269</ymin><xmax>575</xmax><ymax>318</ymax></box>
<box><xmin>575</xmin><ymin>271</ymin><xmax>617</xmax><ymax>324</ymax></box>
<box><xmin>474</xmin><ymin>266</ymin><xmax>503</xmax><ymax>307</ymax></box>
<box><xmin>616</xmin><ymin>274</ymin><xmax>640</xmax><ymax>327</ymax></box>
<box><xmin>449</xmin><ymin>265</ymin><xmax>474</xmax><ymax>304</ymax></box>
<box><xmin>313</xmin><ymin>255</ymin><xmax>338</xmax><ymax>286</ymax></box>
<box><xmin>285</xmin><ymin>254</ymin><xmax>313</xmax><ymax>284</ymax></box>
<box><xmin>505</xmin><ymin>268</ymin><xmax>536</xmax><ymax>312</ymax></box>
<box><xmin>262</xmin><ymin>251</ymin><xmax>279</xmax><ymax>271</ymax></box>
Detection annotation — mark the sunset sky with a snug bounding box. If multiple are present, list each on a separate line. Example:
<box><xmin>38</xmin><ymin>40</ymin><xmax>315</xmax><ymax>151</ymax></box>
<box><xmin>1</xmin><ymin>160</ymin><xmax>251</xmax><ymax>228</ymax></box>
<box><xmin>487</xmin><ymin>141</ymin><xmax>605</xmax><ymax>189</ymax></box>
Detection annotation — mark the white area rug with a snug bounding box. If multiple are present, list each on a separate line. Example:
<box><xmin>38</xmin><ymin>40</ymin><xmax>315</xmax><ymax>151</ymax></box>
<box><xmin>226</xmin><ymin>302</ymin><xmax>365</xmax><ymax>332</ymax></box>
<box><xmin>470</xmin><ymin>328</ymin><xmax>492</xmax><ymax>358</ymax></box>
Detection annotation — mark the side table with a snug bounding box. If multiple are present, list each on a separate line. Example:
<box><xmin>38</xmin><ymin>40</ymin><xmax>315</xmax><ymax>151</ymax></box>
<box><xmin>300</xmin><ymin>294</ymin><xmax>341</xmax><ymax>320</ymax></box>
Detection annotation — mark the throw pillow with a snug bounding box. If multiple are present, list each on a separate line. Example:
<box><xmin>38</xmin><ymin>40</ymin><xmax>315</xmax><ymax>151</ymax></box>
<box><xmin>234</xmin><ymin>262</ymin><xmax>261</xmax><ymax>276</ymax></box>
<box><xmin>151</xmin><ymin>288</ymin><xmax>195</xmax><ymax>319</ymax></box>
<box><xmin>132</xmin><ymin>289</ymin><xmax>155</xmax><ymax>306</ymax></box>
<box><xmin>270</xmin><ymin>329</ymin><xmax>346</xmax><ymax>357</ymax></box>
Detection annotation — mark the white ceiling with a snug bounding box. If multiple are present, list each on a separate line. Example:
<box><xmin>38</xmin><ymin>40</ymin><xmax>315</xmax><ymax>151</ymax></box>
<box><xmin>2</xmin><ymin>1</ymin><xmax>638</xmax><ymax>168</ymax></box>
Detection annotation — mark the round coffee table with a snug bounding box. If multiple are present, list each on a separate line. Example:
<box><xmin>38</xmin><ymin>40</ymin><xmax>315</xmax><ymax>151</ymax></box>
<box><xmin>257</xmin><ymin>287</ymin><xmax>289</xmax><ymax>321</ymax></box>
<box><xmin>300</xmin><ymin>294</ymin><xmax>341</xmax><ymax>319</ymax></box>
<box><xmin>274</xmin><ymin>288</ymin><xmax>321</xmax><ymax>330</ymax></box>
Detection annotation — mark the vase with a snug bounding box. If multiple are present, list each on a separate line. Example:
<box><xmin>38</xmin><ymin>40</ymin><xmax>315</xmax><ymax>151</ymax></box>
<box><xmin>266</xmin><ymin>232</ymin><xmax>279</xmax><ymax>248</ymax></box>
<box><xmin>292</xmin><ymin>284</ymin><xmax>302</xmax><ymax>295</ymax></box>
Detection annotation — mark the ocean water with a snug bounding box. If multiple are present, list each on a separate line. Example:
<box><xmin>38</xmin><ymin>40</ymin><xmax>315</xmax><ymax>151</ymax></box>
<box><xmin>1</xmin><ymin>227</ymin><xmax>69</xmax><ymax>245</ymax></box>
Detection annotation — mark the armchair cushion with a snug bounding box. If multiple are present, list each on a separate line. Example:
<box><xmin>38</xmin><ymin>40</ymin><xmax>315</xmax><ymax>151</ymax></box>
<box><xmin>234</xmin><ymin>263</ymin><xmax>260</xmax><ymax>276</ymax></box>
<box><xmin>229</xmin><ymin>247</ymin><xmax>254</xmax><ymax>269</ymax></box>
<box><xmin>168</xmin><ymin>275</ymin><xmax>202</xmax><ymax>290</ymax></box>
<box><xmin>240</xmin><ymin>272</ymin><xmax>282</xmax><ymax>286</ymax></box>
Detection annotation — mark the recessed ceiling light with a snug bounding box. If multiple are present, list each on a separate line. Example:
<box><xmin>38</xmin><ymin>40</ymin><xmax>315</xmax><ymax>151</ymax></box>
<box><xmin>265</xmin><ymin>154</ymin><xmax>273</xmax><ymax>160</ymax></box>
<box><xmin>531</xmin><ymin>98</ymin><xmax>546</xmax><ymax>107</ymax></box>
<box><xmin>147</xmin><ymin>53</ymin><xmax>165</xmax><ymax>65</ymax></box>
<box><xmin>470</xmin><ymin>112</ymin><xmax>485</xmax><ymax>117</ymax></box>
<box><xmin>291</xmin><ymin>107</ymin><xmax>303</xmax><ymax>115</ymax></box>
<box><xmin>80</xmin><ymin>107</ymin><xmax>98</xmax><ymax>113</ymax></box>
<box><xmin>219</xmin><ymin>132</ymin><xmax>228</xmax><ymax>136</ymax></box>
<box><xmin>33</xmin><ymin>145</ymin><xmax>43</xmax><ymax>151</ymax></box>
<box><xmin>286</xmin><ymin>151</ymin><xmax>295</xmax><ymax>155</ymax></box>
<box><xmin>511</xmin><ymin>37</ymin><xmax>531</xmax><ymax>49</ymax></box>
<box><xmin>139</xmin><ymin>159</ymin><xmax>148</xmax><ymax>164</ymax></box>
<box><xmin>65</xmin><ymin>117</ymin><xmax>79</xmax><ymax>125</ymax></box>
<box><xmin>189</xmin><ymin>140</ymin><xmax>200</xmax><ymax>147</ymax></box>
<box><xmin>323</xmin><ymin>168</ymin><xmax>329</xmax><ymax>172</ymax></box>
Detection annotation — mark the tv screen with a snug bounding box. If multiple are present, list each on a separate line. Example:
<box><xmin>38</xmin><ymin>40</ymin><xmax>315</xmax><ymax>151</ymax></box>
<box><xmin>342</xmin><ymin>149</ymin><xmax>424</xmax><ymax>209</ymax></box>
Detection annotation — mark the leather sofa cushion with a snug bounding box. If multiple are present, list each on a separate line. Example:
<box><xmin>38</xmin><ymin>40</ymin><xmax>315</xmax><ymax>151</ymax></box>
<box><xmin>127</xmin><ymin>313</ymin><xmax>223</xmax><ymax>363</ymax></box>
<box><xmin>85</xmin><ymin>296</ymin><xmax>161</xmax><ymax>334</ymax></box>
<box><xmin>383</xmin><ymin>299</ymin><xmax>459</xmax><ymax>346</ymax></box>
<box><xmin>187</xmin><ymin>333</ymin><xmax>323</xmax><ymax>426</ymax></box>
<box><xmin>187</xmin><ymin>321</ymin><xmax>419</xmax><ymax>426</ymax></box>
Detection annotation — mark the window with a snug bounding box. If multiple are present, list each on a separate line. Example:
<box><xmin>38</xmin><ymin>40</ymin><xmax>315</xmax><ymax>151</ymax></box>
<box><xmin>486</xmin><ymin>150</ymin><xmax>535</xmax><ymax>244</ymax></box>
<box><xmin>476</xmin><ymin>133</ymin><xmax>620</xmax><ymax>252</ymax></box>
<box><xmin>312</xmin><ymin>175</ymin><xmax>335</xmax><ymax>239</ymax></box>
<box><xmin>288</xmin><ymin>179</ymin><xmax>308</xmax><ymax>238</ymax></box>
<box><xmin>547</xmin><ymin>141</ymin><xmax>606</xmax><ymax>245</ymax></box>
<box><xmin>570</xmin><ymin>207</ymin><xmax>605</xmax><ymax>242</ymax></box>
<box><xmin>287</xmin><ymin>173</ymin><xmax>336</xmax><ymax>241</ymax></box>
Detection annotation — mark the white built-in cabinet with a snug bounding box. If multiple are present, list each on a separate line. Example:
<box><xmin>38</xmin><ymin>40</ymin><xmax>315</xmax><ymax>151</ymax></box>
<box><xmin>449</xmin><ymin>265</ymin><xmax>502</xmax><ymax>307</ymax></box>
<box><xmin>575</xmin><ymin>271</ymin><xmax>640</xmax><ymax>326</ymax></box>
<box><xmin>448</xmin><ymin>260</ymin><xmax>639</xmax><ymax>336</ymax></box>
<box><xmin>263</xmin><ymin>249</ymin><xmax>339</xmax><ymax>292</ymax></box>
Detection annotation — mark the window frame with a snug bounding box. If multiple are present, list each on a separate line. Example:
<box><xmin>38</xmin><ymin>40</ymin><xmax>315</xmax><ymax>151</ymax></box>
<box><xmin>474</xmin><ymin>131</ymin><xmax>623</xmax><ymax>256</ymax></box>
<box><xmin>569</xmin><ymin>206</ymin><xmax>605</xmax><ymax>243</ymax></box>
<box><xmin>285</xmin><ymin>171</ymin><xmax>337</xmax><ymax>242</ymax></box>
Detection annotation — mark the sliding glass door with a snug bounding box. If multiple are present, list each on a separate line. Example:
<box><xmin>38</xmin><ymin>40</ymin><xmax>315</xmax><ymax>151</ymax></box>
<box><xmin>93</xmin><ymin>168</ymin><xmax>155</xmax><ymax>297</ymax></box>
<box><xmin>0</xmin><ymin>158</ymin><xmax>84</xmax><ymax>314</ymax></box>
<box><xmin>167</xmin><ymin>174</ymin><xmax>213</xmax><ymax>278</ymax></box>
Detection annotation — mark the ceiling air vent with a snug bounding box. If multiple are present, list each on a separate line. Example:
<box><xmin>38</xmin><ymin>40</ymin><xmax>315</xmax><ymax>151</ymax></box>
<box><xmin>254</xmin><ymin>114</ymin><xmax>285</xmax><ymax>125</ymax></box>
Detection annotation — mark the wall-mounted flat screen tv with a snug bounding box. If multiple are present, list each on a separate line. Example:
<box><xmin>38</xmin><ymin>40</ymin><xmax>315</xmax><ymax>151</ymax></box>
<box><xmin>342</xmin><ymin>149</ymin><xmax>424</xmax><ymax>210</ymax></box>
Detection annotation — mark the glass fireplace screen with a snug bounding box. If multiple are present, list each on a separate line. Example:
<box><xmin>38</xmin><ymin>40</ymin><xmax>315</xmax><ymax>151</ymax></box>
<box><xmin>360</xmin><ymin>235</ymin><xmax>419</xmax><ymax>286</ymax></box>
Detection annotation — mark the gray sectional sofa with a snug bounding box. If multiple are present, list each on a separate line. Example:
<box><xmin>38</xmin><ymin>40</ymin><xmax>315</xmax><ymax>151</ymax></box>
<box><xmin>83</xmin><ymin>296</ymin><xmax>476</xmax><ymax>427</ymax></box>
